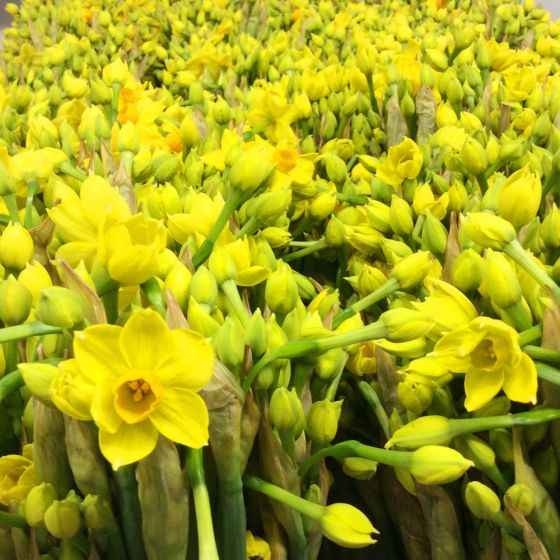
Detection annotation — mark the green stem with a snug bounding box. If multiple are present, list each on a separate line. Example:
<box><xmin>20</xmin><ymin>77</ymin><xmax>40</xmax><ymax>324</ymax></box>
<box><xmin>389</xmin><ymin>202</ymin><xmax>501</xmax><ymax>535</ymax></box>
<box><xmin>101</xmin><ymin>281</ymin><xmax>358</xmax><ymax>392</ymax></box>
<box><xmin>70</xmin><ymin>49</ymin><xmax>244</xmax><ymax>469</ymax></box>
<box><xmin>237</xmin><ymin>216</ymin><xmax>259</xmax><ymax>238</ymax></box>
<box><xmin>102</xmin><ymin>289</ymin><xmax>119</xmax><ymax>324</ymax></box>
<box><xmin>536</xmin><ymin>362</ymin><xmax>560</xmax><ymax>385</ymax></box>
<box><xmin>476</xmin><ymin>173</ymin><xmax>489</xmax><ymax>192</ymax></box>
<box><xmin>113</xmin><ymin>466</ymin><xmax>147</xmax><ymax>560</ymax></box>
<box><xmin>185</xmin><ymin>449</ymin><xmax>219</xmax><ymax>560</ymax></box>
<box><xmin>504</xmin><ymin>300</ymin><xmax>532</xmax><ymax>331</ymax></box>
<box><xmin>504</xmin><ymin>239</ymin><xmax>560</xmax><ymax>302</ymax></box>
<box><xmin>101</xmin><ymin>518</ymin><xmax>129</xmax><ymax>560</ymax></box>
<box><xmin>243</xmin><ymin>474</ymin><xmax>324</xmax><ymax>521</ymax></box>
<box><xmin>366</xmin><ymin>73</ymin><xmax>380</xmax><ymax>115</ymax></box>
<box><xmin>141</xmin><ymin>278</ymin><xmax>166</xmax><ymax>317</ymax></box>
<box><xmin>111</xmin><ymin>83</ymin><xmax>122</xmax><ymax>125</ymax></box>
<box><xmin>0</xmin><ymin>370</ymin><xmax>23</xmax><ymax>400</ymax></box>
<box><xmin>3</xmin><ymin>194</ymin><xmax>20</xmax><ymax>223</ymax></box>
<box><xmin>221</xmin><ymin>279</ymin><xmax>250</xmax><ymax>328</ymax></box>
<box><xmin>58</xmin><ymin>161</ymin><xmax>87</xmax><ymax>182</ymax></box>
<box><xmin>292</xmin><ymin>215</ymin><xmax>315</xmax><ymax>239</ymax></box>
<box><xmin>332</xmin><ymin>277</ymin><xmax>400</xmax><ymax>329</ymax></box>
<box><xmin>242</xmin><ymin>321</ymin><xmax>388</xmax><ymax>394</ymax></box>
<box><xmin>298</xmin><ymin>440</ymin><xmax>412</xmax><ymax>478</ymax></box>
<box><xmin>0</xmin><ymin>214</ymin><xmax>9</xmax><ymax>225</ymax></box>
<box><xmin>282</xmin><ymin>237</ymin><xmax>328</xmax><ymax>263</ymax></box>
<box><xmin>24</xmin><ymin>180</ymin><xmax>39</xmax><ymax>229</ymax></box>
<box><xmin>493</xmin><ymin>512</ymin><xmax>523</xmax><ymax>538</ymax></box>
<box><xmin>525</xmin><ymin>346</ymin><xmax>560</xmax><ymax>364</ymax></box>
<box><xmin>218</xmin><ymin>471</ymin><xmax>246</xmax><ymax>560</ymax></box>
<box><xmin>356</xmin><ymin>381</ymin><xmax>391</xmax><ymax>439</ymax></box>
<box><xmin>0</xmin><ymin>511</ymin><xmax>26</xmax><ymax>529</ymax></box>
<box><xmin>4</xmin><ymin>340</ymin><xmax>17</xmax><ymax>375</ymax></box>
<box><xmin>336</xmin><ymin>114</ymin><xmax>348</xmax><ymax>138</ymax></box>
<box><xmin>0</xmin><ymin>321</ymin><xmax>62</xmax><ymax>343</ymax></box>
<box><xmin>192</xmin><ymin>189</ymin><xmax>244</xmax><ymax>268</ymax></box>
<box><xmin>519</xmin><ymin>324</ymin><xmax>542</xmax><ymax>346</ymax></box>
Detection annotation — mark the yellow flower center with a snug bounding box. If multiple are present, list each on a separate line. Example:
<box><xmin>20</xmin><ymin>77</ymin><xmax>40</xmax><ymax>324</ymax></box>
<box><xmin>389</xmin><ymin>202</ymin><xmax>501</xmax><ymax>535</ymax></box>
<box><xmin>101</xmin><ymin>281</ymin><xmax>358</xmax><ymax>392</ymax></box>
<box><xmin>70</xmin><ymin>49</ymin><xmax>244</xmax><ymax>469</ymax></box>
<box><xmin>471</xmin><ymin>339</ymin><xmax>497</xmax><ymax>370</ymax></box>
<box><xmin>114</xmin><ymin>374</ymin><xmax>162</xmax><ymax>424</ymax></box>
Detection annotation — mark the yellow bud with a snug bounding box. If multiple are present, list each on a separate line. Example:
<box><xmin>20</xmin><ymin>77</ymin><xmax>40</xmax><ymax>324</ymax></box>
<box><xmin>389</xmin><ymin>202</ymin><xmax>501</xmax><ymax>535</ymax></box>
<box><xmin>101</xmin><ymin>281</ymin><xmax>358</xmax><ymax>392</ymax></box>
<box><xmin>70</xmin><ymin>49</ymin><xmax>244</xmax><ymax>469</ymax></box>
<box><xmin>164</xmin><ymin>262</ymin><xmax>192</xmax><ymax>311</ymax></box>
<box><xmin>461</xmin><ymin>138</ymin><xmax>487</xmax><ymax>176</ymax></box>
<box><xmin>389</xmin><ymin>195</ymin><xmax>414</xmax><ymax>236</ymax></box>
<box><xmin>453</xmin><ymin>434</ymin><xmax>496</xmax><ymax>472</ymax></box>
<box><xmin>310</xmin><ymin>191</ymin><xmax>337</xmax><ymax>221</ymax></box>
<box><xmin>479</xmin><ymin>250</ymin><xmax>521</xmax><ymax>309</ymax></box>
<box><xmin>43</xmin><ymin>491</ymin><xmax>82</xmax><ymax>539</ymax></box>
<box><xmin>426</xmin><ymin>48</ymin><xmax>448</xmax><ymax>72</ymax></box>
<box><xmin>212</xmin><ymin>97</ymin><xmax>231</xmax><ymax>125</ymax></box>
<box><xmin>61</xmin><ymin>71</ymin><xmax>88</xmax><ymax>98</ymax></box>
<box><xmin>186</xmin><ymin>297</ymin><xmax>220</xmax><ymax>337</ymax></box>
<box><xmin>179</xmin><ymin>112</ymin><xmax>200</xmax><ymax>148</ymax></box>
<box><xmin>421</xmin><ymin>212</ymin><xmax>448</xmax><ymax>256</ymax></box>
<box><xmin>213</xmin><ymin>317</ymin><xmax>245</xmax><ymax>369</ymax></box>
<box><xmin>102</xmin><ymin>58</ymin><xmax>128</xmax><ymax>86</ymax></box>
<box><xmin>461</xmin><ymin>212</ymin><xmax>516</xmax><ymax>250</ymax></box>
<box><xmin>505</xmin><ymin>483</ymin><xmax>534</xmax><ymax>516</ymax></box>
<box><xmin>380</xmin><ymin>308</ymin><xmax>431</xmax><ymax>342</ymax></box>
<box><xmin>25</xmin><ymin>482</ymin><xmax>57</xmax><ymax>527</ymax></box>
<box><xmin>356</xmin><ymin>44</ymin><xmax>377</xmax><ymax>75</ymax></box>
<box><xmin>189</xmin><ymin>265</ymin><xmax>218</xmax><ymax>306</ymax></box>
<box><xmin>497</xmin><ymin>165</ymin><xmax>541</xmax><ymax>228</ymax></box>
<box><xmin>116</xmin><ymin>121</ymin><xmax>140</xmax><ymax>154</ymax></box>
<box><xmin>397</xmin><ymin>376</ymin><xmax>433</xmax><ymax>415</ymax></box>
<box><xmin>386</xmin><ymin>415</ymin><xmax>453</xmax><ymax>449</ymax></box>
<box><xmin>306</xmin><ymin>400</ymin><xmax>343</xmax><ymax>445</ymax></box>
<box><xmin>315</xmin><ymin>348</ymin><xmax>347</xmax><ymax>381</ymax></box>
<box><xmin>451</xmin><ymin>249</ymin><xmax>484</xmax><ymax>292</ymax></box>
<box><xmin>229</xmin><ymin>150</ymin><xmax>276</xmax><ymax>193</ymax></box>
<box><xmin>390</xmin><ymin>251</ymin><xmax>432</xmax><ymax>290</ymax></box>
<box><xmin>81</xmin><ymin>494</ymin><xmax>113</xmax><ymax>530</ymax></box>
<box><xmin>18</xmin><ymin>362</ymin><xmax>58</xmax><ymax>404</ymax></box>
<box><xmin>245</xmin><ymin>308</ymin><xmax>267</xmax><ymax>357</ymax></box>
<box><xmin>0</xmin><ymin>275</ymin><xmax>32</xmax><ymax>325</ymax></box>
<box><xmin>319</xmin><ymin>503</ymin><xmax>378</xmax><ymax>548</ymax></box>
<box><xmin>465</xmin><ymin>481</ymin><xmax>501</xmax><ymax>520</ymax></box>
<box><xmin>153</xmin><ymin>154</ymin><xmax>181</xmax><ymax>183</ymax></box>
<box><xmin>0</xmin><ymin>222</ymin><xmax>34</xmax><ymax>270</ymax></box>
<box><xmin>409</xmin><ymin>445</ymin><xmax>473</xmax><ymax>484</ymax></box>
<box><xmin>342</xmin><ymin>457</ymin><xmax>378</xmax><ymax>481</ymax></box>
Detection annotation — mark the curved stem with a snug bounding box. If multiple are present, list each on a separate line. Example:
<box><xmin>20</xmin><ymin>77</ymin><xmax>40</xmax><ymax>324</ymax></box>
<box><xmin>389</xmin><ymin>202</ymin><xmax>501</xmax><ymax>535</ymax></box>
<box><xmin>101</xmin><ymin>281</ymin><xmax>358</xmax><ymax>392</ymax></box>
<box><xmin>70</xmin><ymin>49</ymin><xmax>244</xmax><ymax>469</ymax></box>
<box><xmin>525</xmin><ymin>346</ymin><xmax>560</xmax><ymax>364</ymax></box>
<box><xmin>356</xmin><ymin>381</ymin><xmax>391</xmax><ymax>440</ymax></box>
<box><xmin>0</xmin><ymin>511</ymin><xmax>26</xmax><ymax>529</ymax></box>
<box><xmin>24</xmin><ymin>180</ymin><xmax>39</xmax><ymax>229</ymax></box>
<box><xmin>519</xmin><ymin>324</ymin><xmax>542</xmax><ymax>346</ymax></box>
<box><xmin>282</xmin><ymin>238</ymin><xmax>328</xmax><ymax>263</ymax></box>
<box><xmin>221</xmin><ymin>279</ymin><xmax>250</xmax><ymax>328</ymax></box>
<box><xmin>0</xmin><ymin>321</ymin><xmax>62</xmax><ymax>343</ymax></box>
<box><xmin>3</xmin><ymin>194</ymin><xmax>20</xmax><ymax>223</ymax></box>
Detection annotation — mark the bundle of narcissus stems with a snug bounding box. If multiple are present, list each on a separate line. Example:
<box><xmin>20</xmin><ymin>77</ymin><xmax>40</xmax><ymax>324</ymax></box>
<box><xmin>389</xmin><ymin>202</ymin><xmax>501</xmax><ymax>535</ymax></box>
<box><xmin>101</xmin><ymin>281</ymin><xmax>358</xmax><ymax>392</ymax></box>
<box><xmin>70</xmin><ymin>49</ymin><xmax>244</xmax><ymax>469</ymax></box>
<box><xmin>2</xmin><ymin>0</ymin><xmax>560</xmax><ymax>558</ymax></box>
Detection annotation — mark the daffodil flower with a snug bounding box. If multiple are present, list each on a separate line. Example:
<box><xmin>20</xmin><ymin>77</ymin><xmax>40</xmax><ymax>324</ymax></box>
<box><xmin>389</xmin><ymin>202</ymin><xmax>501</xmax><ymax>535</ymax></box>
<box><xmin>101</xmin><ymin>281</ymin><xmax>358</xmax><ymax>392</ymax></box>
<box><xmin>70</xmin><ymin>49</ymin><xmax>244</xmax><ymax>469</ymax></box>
<box><xmin>430</xmin><ymin>317</ymin><xmax>537</xmax><ymax>411</ymax></box>
<box><xmin>50</xmin><ymin>309</ymin><xmax>214</xmax><ymax>469</ymax></box>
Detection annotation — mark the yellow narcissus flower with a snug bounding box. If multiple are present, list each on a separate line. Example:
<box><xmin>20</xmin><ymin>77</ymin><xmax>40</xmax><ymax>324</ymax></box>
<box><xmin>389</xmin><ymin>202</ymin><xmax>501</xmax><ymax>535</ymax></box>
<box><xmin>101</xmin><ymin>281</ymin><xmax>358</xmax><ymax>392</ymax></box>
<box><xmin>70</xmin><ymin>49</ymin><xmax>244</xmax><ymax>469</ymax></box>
<box><xmin>376</xmin><ymin>137</ymin><xmax>423</xmax><ymax>187</ymax></box>
<box><xmin>496</xmin><ymin>164</ymin><xmax>541</xmax><ymax>228</ymax></box>
<box><xmin>319</xmin><ymin>503</ymin><xmax>379</xmax><ymax>548</ymax></box>
<box><xmin>246</xmin><ymin>531</ymin><xmax>271</xmax><ymax>560</ymax></box>
<box><xmin>430</xmin><ymin>317</ymin><xmax>537</xmax><ymax>411</ymax></box>
<box><xmin>0</xmin><ymin>445</ymin><xmax>39</xmax><ymax>506</ymax></box>
<box><xmin>50</xmin><ymin>309</ymin><xmax>214</xmax><ymax>469</ymax></box>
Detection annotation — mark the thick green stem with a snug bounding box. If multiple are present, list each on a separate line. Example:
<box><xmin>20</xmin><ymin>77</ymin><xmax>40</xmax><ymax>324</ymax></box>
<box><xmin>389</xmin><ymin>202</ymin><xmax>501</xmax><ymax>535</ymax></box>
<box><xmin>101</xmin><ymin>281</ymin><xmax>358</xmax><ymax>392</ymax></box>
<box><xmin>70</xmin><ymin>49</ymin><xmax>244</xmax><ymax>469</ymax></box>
<box><xmin>298</xmin><ymin>440</ymin><xmax>412</xmax><ymax>478</ymax></box>
<box><xmin>504</xmin><ymin>300</ymin><xmax>532</xmax><ymax>331</ymax></box>
<box><xmin>356</xmin><ymin>381</ymin><xmax>391</xmax><ymax>439</ymax></box>
<box><xmin>536</xmin><ymin>362</ymin><xmax>560</xmax><ymax>385</ymax></box>
<box><xmin>242</xmin><ymin>321</ymin><xmax>388</xmax><ymax>394</ymax></box>
<box><xmin>102</xmin><ymin>289</ymin><xmax>119</xmax><ymax>324</ymax></box>
<box><xmin>519</xmin><ymin>324</ymin><xmax>542</xmax><ymax>346</ymax></box>
<box><xmin>218</xmin><ymin>470</ymin><xmax>246</xmax><ymax>560</ymax></box>
<box><xmin>185</xmin><ymin>449</ymin><xmax>219</xmax><ymax>560</ymax></box>
<box><xmin>282</xmin><ymin>237</ymin><xmax>328</xmax><ymax>263</ymax></box>
<box><xmin>193</xmin><ymin>189</ymin><xmax>244</xmax><ymax>267</ymax></box>
<box><xmin>332</xmin><ymin>277</ymin><xmax>400</xmax><ymax>328</ymax></box>
<box><xmin>237</xmin><ymin>215</ymin><xmax>259</xmax><ymax>238</ymax></box>
<box><xmin>243</xmin><ymin>474</ymin><xmax>324</xmax><ymax>521</ymax></box>
<box><xmin>0</xmin><ymin>321</ymin><xmax>62</xmax><ymax>343</ymax></box>
<box><xmin>113</xmin><ymin>466</ymin><xmax>147</xmax><ymax>560</ymax></box>
<box><xmin>366</xmin><ymin>73</ymin><xmax>380</xmax><ymax>115</ymax></box>
<box><xmin>525</xmin><ymin>345</ymin><xmax>560</xmax><ymax>364</ymax></box>
<box><xmin>493</xmin><ymin>512</ymin><xmax>523</xmax><ymax>538</ymax></box>
<box><xmin>504</xmin><ymin>239</ymin><xmax>560</xmax><ymax>302</ymax></box>
<box><xmin>0</xmin><ymin>370</ymin><xmax>23</xmax><ymax>400</ymax></box>
<box><xmin>3</xmin><ymin>194</ymin><xmax>20</xmax><ymax>223</ymax></box>
<box><xmin>0</xmin><ymin>511</ymin><xmax>26</xmax><ymax>529</ymax></box>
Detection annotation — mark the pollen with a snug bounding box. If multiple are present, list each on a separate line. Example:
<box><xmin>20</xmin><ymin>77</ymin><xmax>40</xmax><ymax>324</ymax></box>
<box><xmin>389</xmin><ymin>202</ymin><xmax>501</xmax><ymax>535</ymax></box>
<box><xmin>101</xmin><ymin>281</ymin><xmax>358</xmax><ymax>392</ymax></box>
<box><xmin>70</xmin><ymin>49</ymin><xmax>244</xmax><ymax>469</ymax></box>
<box><xmin>127</xmin><ymin>378</ymin><xmax>152</xmax><ymax>402</ymax></box>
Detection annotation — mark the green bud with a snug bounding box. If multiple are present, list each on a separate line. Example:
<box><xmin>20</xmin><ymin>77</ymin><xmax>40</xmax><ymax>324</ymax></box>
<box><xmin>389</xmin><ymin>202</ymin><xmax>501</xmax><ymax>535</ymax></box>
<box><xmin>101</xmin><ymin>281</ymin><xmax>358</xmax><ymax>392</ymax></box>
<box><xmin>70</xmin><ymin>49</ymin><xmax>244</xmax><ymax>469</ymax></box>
<box><xmin>154</xmin><ymin>154</ymin><xmax>181</xmax><ymax>183</ymax></box>
<box><xmin>425</xmin><ymin>49</ymin><xmax>448</xmax><ymax>72</ymax></box>
<box><xmin>461</xmin><ymin>138</ymin><xmax>487</xmax><ymax>176</ymax></box>
<box><xmin>43</xmin><ymin>491</ymin><xmax>82</xmax><ymax>539</ymax></box>
<box><xmin>252</xmin><ymin>189</ymin><xmax>292</xmax><ymax>225</ymax></box>
<box><xmin>533</xmin><ymin>445</ymin><xmax>559</xmax><ymax>491</ymax></box>
<box><xmin>25</xmin><ymin>482</ymin><xmax>57</xmax><ymax>527</ymax></box>
<box><xmin>489</xmin><ymin>428</ymin><xmax>513</xmax><ymax>463</ymax></box>
<box><xmin>451</xmin><ymin>249</ymin><xmax>484</xmax><ymax>291</ymax></box>
<box><xmin>186</xmin><ymin>296</ymin><xmax>220</xmax><ymax>337</ymax></box>
<box><xmin>389</xmin><ymin>195</ymin><xmax>414</xmax><ymax>236</ymax></box>
<box><xmin>213</xmin><ymin>97</ymin><xmax>231</xmax><ymax>125</ymax></box>
<box><xmin>245</xmin><ymin>308</ymin><xmax>268</xmax><ymax>358</ymax></box>
<box><xmin>461</xmin><ymin>212</ymin><xmax>516</xmax><ymax>250</ymax></box>
<box><xmin>179</xmin><ymin>112</ymin><xmax>200</xmax><ymax>148</ymax></box>
<box><xmin>540</xmin><ymin>203</ymin><xmax>560</xmax><ymax>248</ymax></box>
<box><xmin>421</xmin><ymin>212</ymin><xmax>448</xmax><ymax>255</ymax></box>
<box><xmin>306</xmin><ymin>400</ymin><xmax>342</xmax><ymax>445</ymax></box>
<box><xmin>479</xmin><ymin>250</ymin><xmax>521</xmax><ymax>309</ymax></box>
<box><xmin>465</xmin><ymin>481</ymin><xmax>501</xmax><ymax>520</ymax></box>
<box><xmin>342</xmin><ymin>457</ymin><xmax>378</xmax><ymax>480</ymax></box>
<box><xmin>325</xmin><ymin>215</ymin><xmax>346</xmax><ymax>247</ymax></box>
<box><xmin>380</xmin><ymin>308</ymin><xmax>431</xmax><ymax>342</ymax></box>
<box><xmin>453</xmin><ymin>434</ymin><xmax>496</xmax><ymax>472</ymax></box>
<box><xmin>189</xmin><ymin>265</ymin><xmax>218</xmax><ymax>306</ymax></box>
<box><xmin>269</xmin><ymin>387</ymin><xmax>305</xmax><ymax>435</ymax></box>
<box><xmin>505</xmin><ymin>483</ymin><xmax>534</xmax><ymax>516</ymax></box>
<box><xmin>386</xmin><ymin>415</ymin><xmax>453</xmax><ymax>449</ymax></box>
<box><xmin>80</xmin><ymin>495</ymin><xmax>113</xmax><ymax>530</ymax></box>
<box><xmin>265</xmin><ymin>261</ymin><xmax>299</xmax><ymax>315</ymax></box>
<box><xmin>397</xmin><ymin>377</ymin><xmax>433</xmax><ymax>415</ymax></box>
<box><xmin>0</xmin><ymin>275</ymin><xmax>32</xmax><ymax>325</ymax></box>
<box><xmin>315</xmin><ymin>348</ymin><xmax>347</xmax><ymax>381</ymax></box>
<box><xmin>35</xmin><ymin>286</ymin><xmax>85</xmax><ymax>329</ymax></box>
<box><xmin>213</xmin><ymin>317</ymin><xmax>245</xmax><ymax>370</ymax></box>
<box><xmin>324</xmin><ymin>153</ymin><xmax>347</xmax><ymax>184</ymax></box>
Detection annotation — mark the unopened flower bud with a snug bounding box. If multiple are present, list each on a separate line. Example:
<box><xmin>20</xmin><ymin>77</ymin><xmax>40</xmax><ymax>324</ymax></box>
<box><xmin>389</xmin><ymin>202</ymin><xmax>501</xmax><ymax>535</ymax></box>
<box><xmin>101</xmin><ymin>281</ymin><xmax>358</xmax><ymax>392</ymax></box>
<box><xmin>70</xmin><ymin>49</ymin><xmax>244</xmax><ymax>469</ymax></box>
<box><xmin>421</xmin><ymin>212</ymin><xmax>448</xmax><ymax>255</ymax></box>
<box><xmin>81</xmin><ymin>494</ymin><xmax>114</xmax><ymax>530</ymax></box>
<box><xmin>465</xmin><ymin>481</ymin><xmax>501</xmax><ymax>520</ymax></box>
<box><xmin>212</xmin><ymin>97</ymin><xmax>231</xmax><ymax>125</ymax></box>
<box><xmin>154</xmin><ymin>154</ymin><xmax>181</xmax><ymax>183</ymax></box>
<box><xmin>36</xmin><ymin>286</ymin><xmax>85</xmax><ymax>329</ymax></box>
<box><xmin>43</xmin><ymin>491</ymin><xmax>82</xmax><ymax>539</ymax></box>
<box><xmin>213</xmin><ymin>317</ymin><xmax>245</xmax><ymax>370</ymax></box>
<box><xmin>505</xmin><ymin>483</ymin><xmax>534</xmax><ymax>516</ymax></box>
<box><xmin>164</xmin><ymin>262</ymin><xmax>192</xmax><ymax>311</ymax></box>
<box><xmin>208</xmin><ymin>246</ymin><xmax>237</xmax><ymax>284</ymax></box>
<box><xmin>179</xmin><ymin>112</ymin><xmax>200</xmax><ymax>148</ymax></box>
<box><xmin>461</xmin><ymin>212</ymin><xmax>516</xmax><ymax>250</ymax></box>
<box><xmin>342</xmin><ymin>457</ymin><xmax>378</xmax><ymax>481</ymax></box>
<box><xmin>451</xmin><ymin>249</ymin><xmax>484</xmax><ymax>291</ymax></box>
<box><xmin>189</xmin><ymin>265</ymin><xmax>218</xmax><ymax>306</ymax></box>
<box><xmin>409</xmin><ymin>445</ymin><xmax>473</xmax><ymax>484</ymax></box>
<box><xmin>0</xmin><ymin>222</ymin><xmax>34</xmax><ymax>270</ymax></box>
<box><xmin>117</xmin><ymin>121</ymin><xmax>140</xmax><ymax>154</ymax></box>
<box><xmin>380</xmin><ymin>308</ymin><xmax>431</xmax><ymax>342</ymax></box>
<box><xmin>269</xmin><ymin>387</ymin><xmax>305</xmax><ymax>435</ymax></box>
<box><xmin>324</xmin><ymin>153</ymin><xmax>347</xmax><ymax>184</ymax></box>
<box><xmin>18</xmin><ymin>362</ymin><xmax>58</xmax><ymax>404</ymax></box>
<box><xmin>453</xmin><ymin>434</ymin><xmax>496</xmax><ymax>472</ymax></box>
<box><xmin>244</xmin><ymin>308</ymin><xmax>267</xmax><ymax>358</ymax></box>
<box><xmin>315</xmin><ymin>348</ymin><xmax>347</xmax><ymax>381</ymax></box>
<box><xmin>102</xmin><ymin>58</ymin><xmax>128</xmax><ymax>86</ymax></box>
<box><xmin>497</xmin><ymin>165</ymin><xmax>541</xmax><ymax>228</ymax></box>
<box><xmin>319</xmin><ymin>503</ymin><xmax>378</xmax><ymax>548</ymax></box>
<box><xmin>229</xmin><ymin>151</ymin><xmax>276</xmax><ymax>193</ymax></box>
<box><xmin>0</xmin><ymin>275</ymin><xmax>32</xmax><ymax>325</ymax></box>
<box><xmin>306</xmin><ymin>400</ymin><xmax>343</xmax><ymax>445</ymax></box>
<box><xmin>25</xmin><ymin>482</ymin><xmax>57</xmax><ymax>527</ymax></box>
<box><xmin>265</xmin><ymin>261</ymin><xmax>299</xmax><ymax>315</ymax></box>
<box><xmin>390</xmin><ymin>195</ymin><xmax>414</xmax><ymax>236</ymax></box>
<box><xmin>390</xmin><ymin>251</ymin><xmax>432</xmax><ymax>290</ymax></box>
<box><xmin>479</xmin><ymin>250</ymin><xmax>521</xmax><ymax>309</ymax></box>
<box><xmin>461</xmin><ymin>138</ymin><xmax>487</xmax><ymax>176</ymax></box>
<box><xmin>386</xmin><ymin>415</ymin><xmax>453</xmax><ymax>449</ymax></box>
<box><xmin>397</xmin><ymin>377</ymin><xmax>433</xmax><ymax>415</ymax></box>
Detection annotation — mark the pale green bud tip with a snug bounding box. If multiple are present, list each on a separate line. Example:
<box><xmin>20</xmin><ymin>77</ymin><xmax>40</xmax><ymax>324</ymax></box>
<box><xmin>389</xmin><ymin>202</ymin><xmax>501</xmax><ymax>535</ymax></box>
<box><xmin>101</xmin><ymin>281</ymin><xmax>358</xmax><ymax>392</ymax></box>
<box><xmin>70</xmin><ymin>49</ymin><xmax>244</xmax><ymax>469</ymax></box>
<box><xmin>461</xmin><ymin>212</ymin><xmax>516</xmax><ymax>250</ymax></box>
<box><xmin>320</xmin><ymin>503</ymin><xmax>379</xmax><ymax>548</ymax></box>
<box><xmin>409</xmin><ymin>445</ymin><xmax>473</xmax><ymax>485</ymax></box>
<box><xmin>465</xmin><ymin>481</ymin><xmax>501</xmax><ymax>520</ymax></box>
<box><xmin>505</xmin><ymin>483</ymin><xmax>534</xmax><ymax>516</ymax></box>
<box><xmin>386</xmin><ymin>416</ymin><xmax>453</xmax><ymax>449</ymax></box>
<box><xmin>36</xmin><ymin>286</ymin><xmax>85</xmax><ymax>329</ymax></box>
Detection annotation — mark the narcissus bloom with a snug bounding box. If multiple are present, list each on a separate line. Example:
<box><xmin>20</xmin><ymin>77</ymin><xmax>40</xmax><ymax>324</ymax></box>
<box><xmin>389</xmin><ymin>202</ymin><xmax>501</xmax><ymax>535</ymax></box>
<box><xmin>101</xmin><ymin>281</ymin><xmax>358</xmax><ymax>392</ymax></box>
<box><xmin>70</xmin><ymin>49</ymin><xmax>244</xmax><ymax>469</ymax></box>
<box><xmin>430</xmin><ymin>317</ymin><xmax>537</xmax><ymax>411</ymax></box>
<box><xmin>50</xmin><ymin>309</ymin><xmax>214</xmax><ymax>469</ymax></box>
<box><xmin>376</xmin><ymin>137</ymin><xmax>423</xmax><ymax>187</ymax></box>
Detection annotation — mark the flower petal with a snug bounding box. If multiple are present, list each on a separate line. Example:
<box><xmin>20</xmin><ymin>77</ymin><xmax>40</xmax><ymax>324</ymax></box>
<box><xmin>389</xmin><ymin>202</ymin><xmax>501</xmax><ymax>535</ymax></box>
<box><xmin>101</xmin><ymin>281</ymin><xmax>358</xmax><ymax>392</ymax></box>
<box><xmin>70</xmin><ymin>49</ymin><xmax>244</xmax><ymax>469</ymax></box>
<box><xmin>99</xmin><ymin>421</ymin><xmax>158</xmax><ymax>470</ymax></box>
<box><xmin>120</xmin><ymin>309</ymin><xmax>174</xmax><ymax>372</ymax></box>
<box><xmin>464</xmin><ymin>367</ymin><xmax>504</xmax><ymax>411</ymax></box>
<box><xmin>157</xmin><ymin>330</ymin><xmax>214</xmax><ymax>390</ymax></box>
<box><xmin>503</xmin><ymin>353</ymin><xmax>538</xmax><ymax>405</ymax></box>
<box><xmin>91</xmin><ymin>379</ymin><xmax>122</xmax><ymax>433</ymax></box>
<box><xmin>150</xmin><ymin>388</ymin><xmax>209</xmax><ymax>448</ymax></box>
<box><xmin>74</xmin><ymin>325</ymin><xmax>126</xmax><ymax>382</ymax></box>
